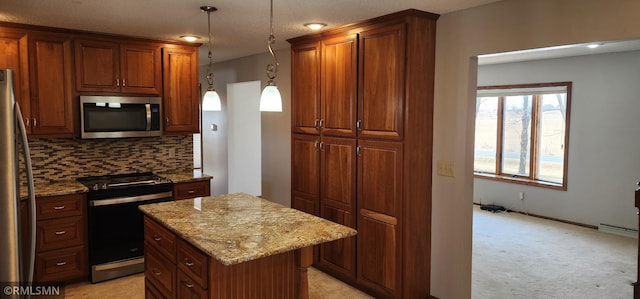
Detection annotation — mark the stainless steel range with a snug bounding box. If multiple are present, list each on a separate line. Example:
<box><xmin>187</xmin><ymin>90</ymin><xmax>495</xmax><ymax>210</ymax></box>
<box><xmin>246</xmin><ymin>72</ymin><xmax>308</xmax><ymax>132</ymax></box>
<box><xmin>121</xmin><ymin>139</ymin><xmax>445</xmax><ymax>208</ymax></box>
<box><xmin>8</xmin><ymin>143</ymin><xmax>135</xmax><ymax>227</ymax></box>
<box><xmin>77</xmin><ymin>172</ymin><xmax>173</xmax><ymax>283</ymax></box>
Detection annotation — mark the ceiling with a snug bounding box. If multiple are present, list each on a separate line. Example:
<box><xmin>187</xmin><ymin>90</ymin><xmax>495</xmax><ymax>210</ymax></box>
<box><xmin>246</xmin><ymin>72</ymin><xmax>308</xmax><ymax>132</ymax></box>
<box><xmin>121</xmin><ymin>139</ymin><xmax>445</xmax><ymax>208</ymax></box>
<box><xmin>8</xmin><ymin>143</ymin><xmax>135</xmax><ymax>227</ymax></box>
<box><xmin>1</xmin><ymin>0</ymin><xmax>501</xmax><ymax>63</ymax></box>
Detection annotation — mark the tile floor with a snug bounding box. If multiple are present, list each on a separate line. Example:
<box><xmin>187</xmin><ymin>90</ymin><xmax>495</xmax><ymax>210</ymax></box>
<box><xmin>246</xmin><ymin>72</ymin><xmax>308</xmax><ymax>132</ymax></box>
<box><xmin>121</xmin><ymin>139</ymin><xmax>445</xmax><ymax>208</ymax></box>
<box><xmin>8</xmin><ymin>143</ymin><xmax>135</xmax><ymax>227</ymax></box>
<box><xmin>64</xmin><ymin>267</ymin><xmax>372</xmax><ymax>298</ymax></box>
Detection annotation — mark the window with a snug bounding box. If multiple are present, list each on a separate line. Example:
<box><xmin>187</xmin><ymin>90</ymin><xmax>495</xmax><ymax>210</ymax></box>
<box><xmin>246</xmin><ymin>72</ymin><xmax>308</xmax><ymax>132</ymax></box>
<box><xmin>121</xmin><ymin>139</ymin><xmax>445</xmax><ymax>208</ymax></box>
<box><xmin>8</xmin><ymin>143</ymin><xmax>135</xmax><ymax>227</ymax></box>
<box><xmin>474</xmin><ymin>82</ymin><xmax>571</xmax><ymax>190</ymax></box>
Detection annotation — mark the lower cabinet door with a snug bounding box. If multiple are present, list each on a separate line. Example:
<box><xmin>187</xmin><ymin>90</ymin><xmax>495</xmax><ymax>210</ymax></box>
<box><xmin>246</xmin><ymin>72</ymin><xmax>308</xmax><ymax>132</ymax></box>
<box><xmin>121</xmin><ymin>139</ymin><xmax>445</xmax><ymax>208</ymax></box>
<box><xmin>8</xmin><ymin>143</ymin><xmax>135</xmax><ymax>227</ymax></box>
<box><xmin>177</xmin><ymin>270</ymin><xmax>207</xmax><ymax>299</ymax></box>
<box><xmin>34</xmin><ymin>245</ymin><xmax>87</xmax><ymax>282</ymax></box>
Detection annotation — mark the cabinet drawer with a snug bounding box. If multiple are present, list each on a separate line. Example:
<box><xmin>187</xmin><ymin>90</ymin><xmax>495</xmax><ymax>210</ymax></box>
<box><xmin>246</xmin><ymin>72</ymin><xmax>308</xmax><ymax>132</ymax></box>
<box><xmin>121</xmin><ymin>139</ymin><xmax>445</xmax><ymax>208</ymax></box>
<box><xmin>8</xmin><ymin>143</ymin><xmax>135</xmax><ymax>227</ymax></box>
<box><xmin>145</xmin><ymin>244</ymin><xmax>176</xmax><ymax>298</ymax></box>
<box><xmin>36</xmin><ymin>216</ymin><xmax>84</xmax><ymax>251</ymax></box>
<box><xmin>144</xmin><ymin>216</ymin><xmax>177</xmax><ymax>261</ymax></box>
<box><xmin>177</xmin><ymin>239</ymin><xmax>208</xmax><ymax>288</ymax></box>
<box><xmin>145</xmin><ymin>278</ymin><xmax>169</xmax><ymax>299</ymax></box>
<box><xmin>35</xmin><ymin>245</ymin><xmax>87</xmax><ymax>282</ymax></box>
<box><xmin>173</xmin><ymin>181</ymin><xmax>210</xmax><ymax>200</ymax></box>
<box><xmin>36</xmin><ymin>193</ymin><xmax>84</xmax><ymax>220</ymax></box>
<box><xmin>177</xmin><ymin>270</ymin><xmax>208</xmax><ymax>298</ymax></box>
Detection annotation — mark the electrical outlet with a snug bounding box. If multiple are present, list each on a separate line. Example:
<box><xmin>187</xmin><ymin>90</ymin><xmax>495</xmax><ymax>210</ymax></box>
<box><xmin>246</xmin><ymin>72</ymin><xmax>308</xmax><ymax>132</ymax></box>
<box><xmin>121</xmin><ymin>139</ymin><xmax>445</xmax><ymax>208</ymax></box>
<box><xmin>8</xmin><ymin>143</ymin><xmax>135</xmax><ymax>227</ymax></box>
<box><xmin>437</xmin><ymin>160</ymin><xmax>455</xmax><ymax>177</ymax></box>
<box><xmin>519</xmin><ymin>192</ymin><xmax>524</xmax><ymax>200</ymax></box>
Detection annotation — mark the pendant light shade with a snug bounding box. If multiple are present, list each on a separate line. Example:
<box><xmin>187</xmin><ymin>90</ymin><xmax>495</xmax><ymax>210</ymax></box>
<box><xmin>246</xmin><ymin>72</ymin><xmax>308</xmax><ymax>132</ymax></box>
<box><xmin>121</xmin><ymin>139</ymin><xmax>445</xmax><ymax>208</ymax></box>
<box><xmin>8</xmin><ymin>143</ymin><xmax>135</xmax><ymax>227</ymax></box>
<box><xmin>202</xmin><ymin>88</ymin><xmax>222</xmax><ymax>111</ymax></box>
<box><xmin>260</xmin><ymin>0</ymin><xmax>282</xmax><ymax>112</ymax></box>
<box><xmin>201</xmin><ymin>5</ymin><xmax>222</xmax><ymax>112</ymax></box>
<box><xmin>259</xmin><ymin>85</ymin><xmax>282</xmax><ymax>112</ymax></box>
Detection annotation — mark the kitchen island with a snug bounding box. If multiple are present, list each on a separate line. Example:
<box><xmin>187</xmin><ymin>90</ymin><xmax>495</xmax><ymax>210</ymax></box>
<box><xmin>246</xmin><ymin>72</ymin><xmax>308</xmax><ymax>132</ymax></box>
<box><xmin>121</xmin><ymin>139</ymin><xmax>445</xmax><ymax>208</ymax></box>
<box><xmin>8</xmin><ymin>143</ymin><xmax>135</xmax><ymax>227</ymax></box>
<box><xmin>138</xmin><ymin>192</ymin><xmax>357</xmax><ymax>299</ymax></box>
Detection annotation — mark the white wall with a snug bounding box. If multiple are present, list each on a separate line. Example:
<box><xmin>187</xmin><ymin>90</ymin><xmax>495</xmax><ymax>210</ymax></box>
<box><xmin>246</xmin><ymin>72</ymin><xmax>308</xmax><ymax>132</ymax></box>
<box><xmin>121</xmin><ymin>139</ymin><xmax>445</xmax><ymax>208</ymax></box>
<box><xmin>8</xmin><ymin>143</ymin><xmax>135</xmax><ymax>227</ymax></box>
<box><xmin>200</xmin><ymin>49</ymin><xmax>291</xmax><ymax>206</ymax></box>
<box><xmin>434</xmin><ymin>0</ymin><xmax>640</xmax><ymax>298</ymax></box>
<box><xmin>474</xmin><ymin>51</ymin><xmax>640</xmax><ymax>230</ymax></box>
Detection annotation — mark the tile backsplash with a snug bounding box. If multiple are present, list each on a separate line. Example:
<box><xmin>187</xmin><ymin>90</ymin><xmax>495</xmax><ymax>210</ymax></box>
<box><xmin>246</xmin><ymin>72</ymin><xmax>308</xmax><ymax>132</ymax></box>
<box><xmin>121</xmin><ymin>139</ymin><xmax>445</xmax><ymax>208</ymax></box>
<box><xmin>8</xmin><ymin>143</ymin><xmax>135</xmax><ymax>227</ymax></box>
<box><xmin>26</xmin><ymin>136</ymin><xmax>193</xmax><ymax>184</ymax></box>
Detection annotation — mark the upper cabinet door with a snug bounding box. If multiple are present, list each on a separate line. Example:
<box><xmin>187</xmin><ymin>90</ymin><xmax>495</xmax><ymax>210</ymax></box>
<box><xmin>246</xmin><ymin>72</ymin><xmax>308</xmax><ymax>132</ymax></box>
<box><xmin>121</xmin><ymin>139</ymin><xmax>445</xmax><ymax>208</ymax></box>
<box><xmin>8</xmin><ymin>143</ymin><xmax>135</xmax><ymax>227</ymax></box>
<box><xmin>162</xmin><ymin>46</ymin><xmax>199</xmax><ymax>134</ymax></box>
<box><xmin>29</xmin><ymin>34</ymin><xmax>74</xmax><ymax>136</ymax></box>
<box><xmin>358</xmin><ymin>23</ymin><xmax>406</xmax><ymax>140</ymax></box>
<box><xmin>0</xmin><ymin>29</ymin><xmax>30</xmax><ymax>133</ymax></box>
<box><xmin>74</xmin><ymin>40</ymin><xmax>162</xmax><ymax>95</ymax></box>
<box><xmin>120</xmin><ymin>44</ymin><xmax>162</xmax><ymax>94</ymax></box>
<box><xmin>321</xmin><ymin>34</ymin><xmax>358</xmax><ymax>138</ymax></box>
<box><xmin>291</xmin><ymin>42</ymin><xmax>321</xmax><ymax>135</ymax></box>
<box><xmin>74</xmin><ymin>40</ymin><xmax>119</xmax><ymax>92</ymax></box>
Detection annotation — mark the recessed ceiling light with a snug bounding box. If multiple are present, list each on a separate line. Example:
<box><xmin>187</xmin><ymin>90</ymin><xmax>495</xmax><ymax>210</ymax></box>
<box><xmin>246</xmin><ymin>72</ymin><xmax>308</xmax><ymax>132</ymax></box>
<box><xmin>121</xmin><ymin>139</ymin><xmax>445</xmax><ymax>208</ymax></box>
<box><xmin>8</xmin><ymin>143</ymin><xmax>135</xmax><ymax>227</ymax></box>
<box><xmin>304</xmin><ymin>23</ymin><xmax>327</xmax><ymax>30</ymax></box>
<box><xmin>180</xmin><ymin>35</ymin><xmax>201</xmax><ymax>42</ymax></box>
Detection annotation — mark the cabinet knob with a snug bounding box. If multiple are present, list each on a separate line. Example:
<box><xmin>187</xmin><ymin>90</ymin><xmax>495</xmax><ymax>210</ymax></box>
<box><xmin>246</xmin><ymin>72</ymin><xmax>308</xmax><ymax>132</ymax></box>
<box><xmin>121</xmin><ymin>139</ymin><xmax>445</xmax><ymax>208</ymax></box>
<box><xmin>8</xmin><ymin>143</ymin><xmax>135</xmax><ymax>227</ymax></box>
<box><xmin>116</xmin><ymin>79</ymin><xmax>120</xmax><ymax>87</ymax></box>
<box><xmin>33</xmin><ymin>118</ymin><xmax>37</xmax><ymax>127</ymax></box>
<box><xmin>183</xmin><ymin>281</ymin><xmax>194</xmax><ymax>288</ymax></box>
<box><xmin>165</xmin><ymin>117</ymin><xmax>169</xmax><ymax>124</ymax></box>
<box><xmin>153</xmin><ymin>235</ymin><xmax>161</xmax><ymax>242</ymax></box>
<box><xmin>54</xmin><ymin>230</ymin><xmax>67</xmax><ymax>235</ymax></box>
<box><xmin>319</xmin><ymin>119</ymin><xmax>324</xmax><ymax>128</ymax></box>
<box><xmin>184</xmin><ymin>258</ymin><xmax>194</xmax><ymax>267</ymax></box>
<box><xmin>356</xmin><ymin>120</ymin><xmax>363</xmax><ymax>130</ymax></box>
<box><xmin>53</xmin><ymin>206</ymin><xmax>66</xmax><ymax>210</ymax></box>
<box><xmin>56</xmin><ymin>261</ymin><xmax>67</xmax><ymax>267</ymax></box>
<box><xmin>122</xmin><ymin>79</ymin><xmax>126</xmax><ymax>87</ymax></box>
<box><xmin>152</xmin><ymin>268</ymin><xmax>161</xmax><ymax>276</ymax></box>
<box><xmin>25</xmin><ymin>118</ymin><xmax>30</xmax><ymax>127</ymax></box>
<box><xmin>187</xmin><ymin>190</ymin><xmax>196</xmax><ymax>194</ymax></box>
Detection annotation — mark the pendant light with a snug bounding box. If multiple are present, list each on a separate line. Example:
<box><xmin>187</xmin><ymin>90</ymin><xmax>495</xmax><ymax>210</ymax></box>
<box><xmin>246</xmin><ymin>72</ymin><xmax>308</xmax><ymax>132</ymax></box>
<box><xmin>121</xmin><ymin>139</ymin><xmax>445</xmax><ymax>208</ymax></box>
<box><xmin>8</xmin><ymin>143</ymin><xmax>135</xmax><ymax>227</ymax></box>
<box><xmin>201</xmin><ymin>5</ymin><xmax>222</xmax><ymax>112</ymax></box>
<box><xmin>259</xmin><ymin>0</ymin><xmax>282</xmax><ymax>112</ymax></box>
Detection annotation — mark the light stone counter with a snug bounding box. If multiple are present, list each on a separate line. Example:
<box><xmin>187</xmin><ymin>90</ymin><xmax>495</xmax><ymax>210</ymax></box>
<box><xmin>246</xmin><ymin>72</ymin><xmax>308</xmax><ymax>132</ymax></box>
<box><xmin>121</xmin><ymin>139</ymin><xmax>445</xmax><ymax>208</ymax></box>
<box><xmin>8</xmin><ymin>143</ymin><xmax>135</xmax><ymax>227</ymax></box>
<box><xmin>159</xmin><ymin>169</ymin><xmax>213</xmax><ymax>183</ymax></box>
<box><xmin>20</xmin><ymin>180</ymin><xmax>88</xmax><ymax>200</ymax></box>
<box><xmin>139</xmin><ymin>192</ymin><xmax>357</xmax><ymax>266</ymax></box>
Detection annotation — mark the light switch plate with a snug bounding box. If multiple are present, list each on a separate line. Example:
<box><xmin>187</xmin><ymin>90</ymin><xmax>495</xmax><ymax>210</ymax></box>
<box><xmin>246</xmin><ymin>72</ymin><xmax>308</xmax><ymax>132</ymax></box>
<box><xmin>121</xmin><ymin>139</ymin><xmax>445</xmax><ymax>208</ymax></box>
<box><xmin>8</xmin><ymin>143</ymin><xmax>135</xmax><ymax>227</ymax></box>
<box><xmin>437</xmin><ymin>160</ymin><xmax>455</xmax><ymax>177</ymax></box>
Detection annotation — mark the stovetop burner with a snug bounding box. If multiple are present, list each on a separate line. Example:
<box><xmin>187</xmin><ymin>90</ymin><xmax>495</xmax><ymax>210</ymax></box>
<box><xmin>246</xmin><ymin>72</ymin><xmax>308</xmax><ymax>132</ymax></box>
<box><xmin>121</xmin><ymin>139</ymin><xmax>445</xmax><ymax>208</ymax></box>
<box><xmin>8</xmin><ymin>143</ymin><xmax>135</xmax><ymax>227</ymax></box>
<box><xmin>77</xmin><ymin>172</ymin><xmax>172</xmax><ymax>191</ymax></box>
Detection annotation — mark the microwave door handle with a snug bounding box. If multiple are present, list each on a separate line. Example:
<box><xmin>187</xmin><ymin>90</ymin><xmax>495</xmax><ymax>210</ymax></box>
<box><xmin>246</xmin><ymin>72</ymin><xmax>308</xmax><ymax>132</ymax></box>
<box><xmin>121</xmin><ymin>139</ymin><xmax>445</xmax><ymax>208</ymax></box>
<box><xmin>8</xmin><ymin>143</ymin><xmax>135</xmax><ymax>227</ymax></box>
<box><xmin>145</xmin><ymin>103</ymin><xmax>151</xmax><ymax>131</ymax></box>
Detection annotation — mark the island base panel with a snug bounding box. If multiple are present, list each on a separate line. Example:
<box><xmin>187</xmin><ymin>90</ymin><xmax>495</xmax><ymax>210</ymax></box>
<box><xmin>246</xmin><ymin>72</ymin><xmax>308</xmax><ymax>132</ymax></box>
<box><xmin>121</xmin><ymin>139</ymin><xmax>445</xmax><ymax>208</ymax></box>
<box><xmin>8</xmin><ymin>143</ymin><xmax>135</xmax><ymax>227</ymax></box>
<box><xmin>209</xmin><ymin>248</ymin><xmax>312</xmax><ymax>299</ymax></box>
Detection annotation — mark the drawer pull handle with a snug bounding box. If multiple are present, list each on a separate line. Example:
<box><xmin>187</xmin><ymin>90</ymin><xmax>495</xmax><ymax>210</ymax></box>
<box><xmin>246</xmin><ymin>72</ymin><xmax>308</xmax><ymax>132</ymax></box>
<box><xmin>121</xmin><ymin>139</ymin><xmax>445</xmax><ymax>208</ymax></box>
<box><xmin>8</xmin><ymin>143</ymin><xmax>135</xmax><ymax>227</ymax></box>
<box><xmin>152</xmin><ymin>269</ymin><xmax>161</xmax><ymax>276</ymax></box>
<box><xmin>184</xmin><ymin>258</ymin><xmax>194</xmax><ymax>267</ymax></box>
<box><xmin>187</xmin><ymin>190</ymin><xmax>196</xmax><ymax>194</ymax></box>
<box><xmin>53</xmin><ymin>206</ymin><xmax>66</xmax><ymax>210</ymax></box>
<box><xmin>153</xmin><ymin>235</ymin><xmax>161</xmax><ymax>242</ymax></box>
<box><xmin>184</xmin><ymin>281</ymin><xmax>194</xmax><ymax>288</ymax></box>
<box><xmin>55</xmin><ymin>230</ymin><xmax>67</xmax><ymax>235</ymax></box>
<box><xmin>56</xmin><ymin>261</ymin><xmax>67</xmax><ymax>266</ymax></box>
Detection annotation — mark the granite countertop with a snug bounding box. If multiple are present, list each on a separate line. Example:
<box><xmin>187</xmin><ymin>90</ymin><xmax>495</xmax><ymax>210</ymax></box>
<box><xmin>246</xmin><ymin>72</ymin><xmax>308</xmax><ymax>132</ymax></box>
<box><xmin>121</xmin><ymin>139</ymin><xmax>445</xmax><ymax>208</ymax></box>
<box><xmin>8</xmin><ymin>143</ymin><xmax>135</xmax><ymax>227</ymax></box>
<box><xmin>139</xmin><ymin>192</ymin><xmax>357</xmax><ymax>266</ymax></box>
<box><xmin>20</xmin><ymin>180</ymin><xmax>89</xmax><ymax>200</ymax></box>
<box><xmin>159</xmin><ymin>169</ymin><xmax>213</xmax><ymax>183</ymax></box>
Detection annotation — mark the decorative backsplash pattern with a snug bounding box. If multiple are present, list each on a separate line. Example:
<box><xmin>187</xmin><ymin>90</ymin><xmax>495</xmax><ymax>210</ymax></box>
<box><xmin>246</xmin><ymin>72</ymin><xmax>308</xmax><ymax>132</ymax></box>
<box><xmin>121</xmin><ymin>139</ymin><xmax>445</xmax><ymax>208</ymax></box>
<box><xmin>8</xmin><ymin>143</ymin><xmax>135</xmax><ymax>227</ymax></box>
<box><xmin>24</xmin><ymin>136</ymin><xmax>193</xmax><ymax>184</ymax></box>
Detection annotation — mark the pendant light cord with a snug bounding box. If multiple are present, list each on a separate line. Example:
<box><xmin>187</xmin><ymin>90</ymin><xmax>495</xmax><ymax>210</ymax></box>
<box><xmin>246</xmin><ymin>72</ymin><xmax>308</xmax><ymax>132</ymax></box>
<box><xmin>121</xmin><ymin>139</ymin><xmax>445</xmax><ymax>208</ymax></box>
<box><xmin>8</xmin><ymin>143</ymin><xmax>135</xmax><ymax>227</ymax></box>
<box><xmin>265</xmin><ymin>0</ymin><xmax>278</xmax><ymax>84</ymax></box>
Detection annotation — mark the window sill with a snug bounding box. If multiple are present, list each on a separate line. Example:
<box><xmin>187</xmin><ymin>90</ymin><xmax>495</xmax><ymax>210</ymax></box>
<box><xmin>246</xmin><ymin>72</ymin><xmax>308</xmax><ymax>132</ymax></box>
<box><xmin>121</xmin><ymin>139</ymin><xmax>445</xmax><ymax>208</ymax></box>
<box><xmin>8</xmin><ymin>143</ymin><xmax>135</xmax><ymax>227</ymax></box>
<box><xmin>474</xmin><ymin>172</ymin><xmax>566</xmax><ymax>191</ymax></box>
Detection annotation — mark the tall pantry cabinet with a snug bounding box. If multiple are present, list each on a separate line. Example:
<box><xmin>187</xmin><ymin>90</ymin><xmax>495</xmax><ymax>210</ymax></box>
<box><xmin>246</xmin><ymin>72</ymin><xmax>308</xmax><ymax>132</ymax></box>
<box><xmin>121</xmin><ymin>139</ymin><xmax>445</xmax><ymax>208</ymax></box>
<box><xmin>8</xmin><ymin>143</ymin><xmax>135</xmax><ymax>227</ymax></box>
<box><xmin>288</xmin><ymin>9</ymin><xmax>438</xmax><ymax>299</ymax></box>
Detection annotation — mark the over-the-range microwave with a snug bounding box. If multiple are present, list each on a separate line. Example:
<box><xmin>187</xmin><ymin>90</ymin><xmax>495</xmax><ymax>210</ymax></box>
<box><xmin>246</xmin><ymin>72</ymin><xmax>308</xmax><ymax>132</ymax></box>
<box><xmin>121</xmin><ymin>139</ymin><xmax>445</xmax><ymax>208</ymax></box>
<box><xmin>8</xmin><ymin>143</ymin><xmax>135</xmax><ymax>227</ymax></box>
<box><xmin>80</xmin><ymin>96</ymin><xmax>162</xmax><ymax>139</ymax></box>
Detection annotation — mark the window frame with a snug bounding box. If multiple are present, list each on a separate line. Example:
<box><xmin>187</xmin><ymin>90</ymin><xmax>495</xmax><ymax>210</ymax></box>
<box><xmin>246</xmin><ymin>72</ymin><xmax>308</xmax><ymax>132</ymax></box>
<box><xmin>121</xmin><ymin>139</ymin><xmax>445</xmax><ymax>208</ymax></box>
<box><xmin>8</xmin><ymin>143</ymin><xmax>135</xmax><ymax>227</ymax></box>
<box><xmin>474</xmin><ymin>82</ymin><xmax>572</xmax><ymax>190</ymax></box>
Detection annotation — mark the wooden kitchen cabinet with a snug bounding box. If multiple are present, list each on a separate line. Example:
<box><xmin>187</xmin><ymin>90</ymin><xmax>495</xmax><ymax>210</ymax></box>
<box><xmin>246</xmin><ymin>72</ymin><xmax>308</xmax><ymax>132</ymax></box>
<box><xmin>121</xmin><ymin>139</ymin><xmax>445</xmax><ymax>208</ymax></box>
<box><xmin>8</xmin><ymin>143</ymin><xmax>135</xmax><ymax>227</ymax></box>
<box><xmin>291</xmin><ymin>42</ymin><xmax>320</xmax><ymax>135</ymax></box>
<box><xmin>0</xmin><ymin>28</ymin><xmax>30</xmax><ymax>131</ymax></box>
<box><xmin>162</xmin><ymin>45</ymin><xmax>200</xmax><ymax>134</ymax></box>
<box><xmin>74</xmin><ymin>39</ymin><xmax>162</xmax><ymax>95</ymax></box>
<box><xmin>173</xmin><ymin>180</ymin><xmax>210</xmax><ymax>200</ymax></box>
<box><xmin>318</xmin><ymin>137</ymin><xmax>357</xmax><ymax>281</ymax></box>
<box><xmin>291</xmin><ymin>134</ymin><xmax>320</xmax><ymax>216</ymax></box>
<box><xmin>32</xmin><ymin>193</ymin><xmax>87</xmax><ymax>282</ymax></box>
<box><xmin>357</xmin><ymin>23</ymin><xmax>405</xmax><ymax>141</ymax></box>
<box><xmin>27</xmin><ymin>33</ymin><xmax>75</xmax><ymax>137</ymax></box>
<box><xmin>288</xmin><ymin>10</ymin><xmax>438</xmax><ymax>298</ymax></box>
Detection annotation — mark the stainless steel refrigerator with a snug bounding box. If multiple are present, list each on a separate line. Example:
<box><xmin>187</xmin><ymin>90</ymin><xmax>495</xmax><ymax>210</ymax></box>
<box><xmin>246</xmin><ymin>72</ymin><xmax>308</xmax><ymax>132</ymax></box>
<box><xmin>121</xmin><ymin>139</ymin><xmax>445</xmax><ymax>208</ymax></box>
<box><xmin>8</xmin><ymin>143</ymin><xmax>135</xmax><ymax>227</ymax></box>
<box><xmin>0</xmin><ymin>68</ymin><xmax>36</xmax><ymax>292</ymax></box>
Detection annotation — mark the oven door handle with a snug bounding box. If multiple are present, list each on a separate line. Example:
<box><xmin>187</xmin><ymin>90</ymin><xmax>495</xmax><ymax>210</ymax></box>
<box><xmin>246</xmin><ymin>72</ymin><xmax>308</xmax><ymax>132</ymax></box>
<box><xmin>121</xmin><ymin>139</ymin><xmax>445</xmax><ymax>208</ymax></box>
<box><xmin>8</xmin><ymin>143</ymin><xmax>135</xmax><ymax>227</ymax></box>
<box><xmin>90</xmin><ymin>192</ymin><xmax>173</xmax><ymax>207</ymax></box>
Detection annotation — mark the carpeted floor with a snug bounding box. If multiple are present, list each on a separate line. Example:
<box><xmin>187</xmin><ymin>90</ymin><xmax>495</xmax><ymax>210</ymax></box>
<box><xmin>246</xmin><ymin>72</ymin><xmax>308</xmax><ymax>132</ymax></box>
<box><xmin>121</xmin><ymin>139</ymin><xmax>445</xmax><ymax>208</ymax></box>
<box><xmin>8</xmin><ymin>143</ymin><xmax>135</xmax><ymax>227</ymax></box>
<box><xmin>473</xmin><ymin>205</ymin><xmax>637</xmax><ymax>299</ymax></box>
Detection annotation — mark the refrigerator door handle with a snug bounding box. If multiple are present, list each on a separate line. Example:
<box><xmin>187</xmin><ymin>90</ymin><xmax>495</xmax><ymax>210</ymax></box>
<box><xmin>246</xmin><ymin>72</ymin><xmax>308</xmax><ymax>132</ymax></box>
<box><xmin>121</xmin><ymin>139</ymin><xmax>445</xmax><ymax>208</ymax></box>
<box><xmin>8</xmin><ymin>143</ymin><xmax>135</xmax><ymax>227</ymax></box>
<box><xmin>15</xmin><ymin>103</ymin><xmax>36</xmax><ymax>283</ymax></box>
